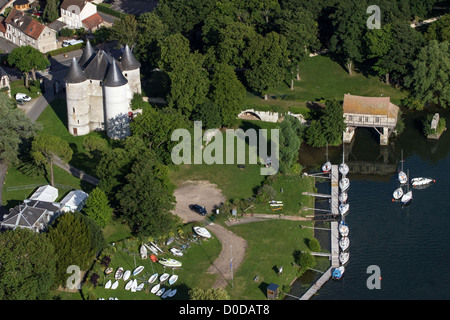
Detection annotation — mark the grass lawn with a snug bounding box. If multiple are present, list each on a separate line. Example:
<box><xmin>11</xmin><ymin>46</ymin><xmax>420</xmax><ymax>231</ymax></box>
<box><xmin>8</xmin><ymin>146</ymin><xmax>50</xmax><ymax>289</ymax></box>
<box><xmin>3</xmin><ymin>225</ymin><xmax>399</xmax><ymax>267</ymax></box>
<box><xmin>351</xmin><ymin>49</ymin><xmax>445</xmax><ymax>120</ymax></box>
<box><xmin>225</xmin><ymin>219</ymin><xmax>323</xmax><ymax>300</ymax></box>
<box><xmin>90</xmin><ymin>236</ymin><xmax>221</xmax><ymax>300</ymax></box>
<box><xmin>10</xmin><ymin>79</ymin><xmax>42</xmax><ymax>100</ymax></box>
<box><xmin>244</xmin><ymin>54</ymin><xmax>407</xmax><ymax>115</ymax></box>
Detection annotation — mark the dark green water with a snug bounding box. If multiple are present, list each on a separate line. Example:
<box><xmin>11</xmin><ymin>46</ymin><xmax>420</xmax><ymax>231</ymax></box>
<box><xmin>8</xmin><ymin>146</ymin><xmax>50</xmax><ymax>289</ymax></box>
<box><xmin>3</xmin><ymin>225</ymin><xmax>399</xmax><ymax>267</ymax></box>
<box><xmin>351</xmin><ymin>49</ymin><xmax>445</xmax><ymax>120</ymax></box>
<box><xmin>292</xmin><ymin>111</ymin><xmax>450</xmax><ymax>299</ymax></box>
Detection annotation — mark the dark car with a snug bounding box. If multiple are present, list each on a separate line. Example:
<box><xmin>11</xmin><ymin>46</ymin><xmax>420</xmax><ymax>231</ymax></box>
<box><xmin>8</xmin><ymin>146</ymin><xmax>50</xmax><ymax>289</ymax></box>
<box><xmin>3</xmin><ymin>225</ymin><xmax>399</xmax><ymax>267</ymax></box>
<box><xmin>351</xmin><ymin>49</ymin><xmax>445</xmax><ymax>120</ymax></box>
<box><xmin>189</xmin><ymin>204</ymin><xmax>207</xmax><ymax>216</ymax></box>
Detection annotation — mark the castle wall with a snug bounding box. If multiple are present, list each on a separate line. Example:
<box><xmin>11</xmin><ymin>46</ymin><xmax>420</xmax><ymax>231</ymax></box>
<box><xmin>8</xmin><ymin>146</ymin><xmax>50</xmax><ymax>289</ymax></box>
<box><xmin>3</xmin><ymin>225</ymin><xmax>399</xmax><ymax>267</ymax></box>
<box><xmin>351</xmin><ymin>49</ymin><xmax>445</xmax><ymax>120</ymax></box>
<box><xmin>123</xmin><ymin>68</ymin><xmax>141</xmax><ymax>95</ymax></box>
<box><xmin>104</xmin><ymin>84</ymin><xmax>131</xmax><ymax>140</ymax></box>
<box><xmin>88</xmin><ymin>80</ymin><xmax>105</xmax><ymax>131</ymax></box>
<box><xmin>66</xmin><ymin>80</ymin><xmax>90</xmax><ymax>136</ymax></box>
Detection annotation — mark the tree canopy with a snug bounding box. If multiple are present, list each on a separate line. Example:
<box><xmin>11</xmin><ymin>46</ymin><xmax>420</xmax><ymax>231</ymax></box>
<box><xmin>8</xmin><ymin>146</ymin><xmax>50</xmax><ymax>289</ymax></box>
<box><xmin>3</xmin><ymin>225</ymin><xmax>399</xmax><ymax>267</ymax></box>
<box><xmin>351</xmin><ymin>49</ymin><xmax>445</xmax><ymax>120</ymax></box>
<box><xmin>8</xmin><ymin>46</ymin><xmax>49</xmax><ymax>87</ymax></box>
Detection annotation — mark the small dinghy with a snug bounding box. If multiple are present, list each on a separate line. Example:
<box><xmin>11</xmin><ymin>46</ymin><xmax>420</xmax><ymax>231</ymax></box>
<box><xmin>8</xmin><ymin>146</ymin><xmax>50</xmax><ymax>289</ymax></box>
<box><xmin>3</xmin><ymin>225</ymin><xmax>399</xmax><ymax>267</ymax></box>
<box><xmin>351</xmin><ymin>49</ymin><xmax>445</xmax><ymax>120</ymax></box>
<box><xmin>136</xmin><ymin>283</ymin><xmax>145</xmax><ymax>292</ymax></box>
<box><xmin>166</xmin><ymin>237</ymin><xmax>174</xmax><ymax>246</ymax></box>
<box><xmin>411</xmin><ymin>177</ymin><xmax>434</xmax><ymax>187</ymax></box>
<box><xmin>339</xmin><ymin>177</ymin><xmax>350</xmax><ymax>191</ymax></box>
<box><xmin>398</xmin><ymin>170</ymin><xmax>408</xmax><ymax>184</ymax></box>
<box><xmin>193</xmin><ymin>226</ymin><xmax>212</xmax><ymax>238</ymax></box>
<box><xmin>123</xmin><ymin>270</ymin><xmax>131</xmax><ymax>281</ymax></box>
<box><xmin>140</xmin><ymin>245</ymin><xmax>148</xmax><ymax>259</ymax></box>
<box><xmin>322</xmin><ymin>161</ymin><xmax>331</xmax><ymax>173</ymax></box>
<box><xmin>168</xmin><ymin>274</ymin><xmax>178</xmax><ymax>285</ymax></box>
<box><xmin>160</xmin><ymin>273</ymin><xmax>170</xmax><ymax>282</ymax></box>
<box><xmin>339</xmin><ymin>163</ymin><xmax>349</xmax><ymax>176</ymax></box>
<box><xmin>148</xmin><ymin>273</ymin><xmax>158</xmax><ymax>284</ymax></box>
<box><xmin>115</xmin><ymin>267</ymin><xmax>124</xmax><ymax>280</ymax></box>
<box><xmin>156</xmin><ymin>287</ymin><xmax>165</xmax><ymax>297</ymax></box>
<box><xmin>170</xmin><ymin>248</ymin><xmax>183</xmax><ymax>257</ymax></box>
<box><xmin>145</xmin><ymin>243</ymin><xmax>159</xmax><ymax>255</ymax></box>
<box><xmin>393</xmin><ymin>187</ymin><xmax>404</xmax><ymax>200</ymax></box>
<box><xmin>162</xmin><ymin>289</ymin><xmax>172</xmax><ymax>299</ymax></box>
<box><xmin>133</xmin><ymin>266</ymin><xmax>144</xmax><ymax>276</ymax></box>
<box><xmin>159</xmin><ymin>258</ymin><xmax>182</xmax><ymax>268</ymax></box>
<box><xmin>151</xmin><ymin>283</ymin><xmax>160</xmax><ymax>294</ymax></box>
<box><xmin>339</xmin><ymin>191</ymin><xmax>348</xmax><ymax>203</ymax></box>
<box><xmin>339</xmin><ymin>203</ymin><xmax>349</xmax><ymax>215</ymax></box>
<box><xmin>332</xmin><ymin>266</ymin><xmax>345</xmax><ymax>280</ymax></box>
<box><xmin>339</xmin><ymin>252</ymin><xmax>350</xmax><ymax>264</ymax></box>
<box><xmin>168</xmin><ymin>288</ymin><xmax>177</xmax><ymax>298</ymax></box>
<box><xmin>130</xmin><ymin>279</ymin><xmax>138</xmax><ymax>293</ymax></box>
<box><xmin>401</xmin><ymin>191</ymin><xmax>413</xmax><ymax>205</ymax></box>
<box><xmin>111</xmin><ymin>280</ymin><xmax>119</xmax><ymax>290</ymax></box>
<box><xmin>105</xmin><ymin>280</ymin><xmax>112</xmax><ymax>289</ymax></box>
<box><xmin>339</xmin><ymin>221</ymin><xmax>349</xmax><ymax>237</ymax></box>
<box><xmin>105</xmin><ymin>267</ymin><xmax>113</xmax><ymax>275</ymax></box>
<box><xmin>125</xmin><ymin>280</ymin><xmax>133</xmax><ymax>290</ymax></box>
<box><xmin>339</xmin><ymin>236</ymin><xmax>350</xmax><ymax>251</ymax></box>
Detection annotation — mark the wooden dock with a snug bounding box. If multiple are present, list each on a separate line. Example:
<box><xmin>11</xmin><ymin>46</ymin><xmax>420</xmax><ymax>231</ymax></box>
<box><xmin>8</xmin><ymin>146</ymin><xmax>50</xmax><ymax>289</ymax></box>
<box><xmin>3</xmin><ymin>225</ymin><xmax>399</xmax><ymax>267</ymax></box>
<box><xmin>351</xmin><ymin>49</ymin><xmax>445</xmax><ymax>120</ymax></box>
<box><xmin>299</xmin><ymin>267</ymin><xmax>333</xmax><ymax>300</ymax></box>
<box><xmin>330</xmin><ymin>165</ymin><xmax>339</xmax><ymax>216</ymax></box>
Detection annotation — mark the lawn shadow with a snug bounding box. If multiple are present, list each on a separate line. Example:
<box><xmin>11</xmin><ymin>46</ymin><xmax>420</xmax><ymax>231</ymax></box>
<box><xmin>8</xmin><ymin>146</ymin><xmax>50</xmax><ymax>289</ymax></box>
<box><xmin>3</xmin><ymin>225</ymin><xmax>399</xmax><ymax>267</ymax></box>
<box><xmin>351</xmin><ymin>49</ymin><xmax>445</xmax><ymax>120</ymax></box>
<box><xmin>258</xmin><ymin>282</ymin><xmax>269</xmax><ymax>297</ymax></box>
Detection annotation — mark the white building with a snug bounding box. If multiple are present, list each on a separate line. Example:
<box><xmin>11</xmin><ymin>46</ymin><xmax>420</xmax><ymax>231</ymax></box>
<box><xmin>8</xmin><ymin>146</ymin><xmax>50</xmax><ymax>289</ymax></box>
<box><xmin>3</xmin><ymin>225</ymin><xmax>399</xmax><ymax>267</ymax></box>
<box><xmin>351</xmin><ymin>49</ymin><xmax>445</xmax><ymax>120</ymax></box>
<box><xmin>59</xmin><ymin>0</ymin><xmax>97</xmax><ymax>29</ymax></box>
<box><xmin>29</xmin><ymin>185</ymin><xmax>59</xmax><ymax>202</ymax></box>
<box><xmin>64</xmin><ymin>40</ymin><xmax>141</xmax><ymax>139</ymax></box>
<box><xmin>60</xmin><ymin>190</ymin><xmax>88</xmax><ymax>212</ymax></box>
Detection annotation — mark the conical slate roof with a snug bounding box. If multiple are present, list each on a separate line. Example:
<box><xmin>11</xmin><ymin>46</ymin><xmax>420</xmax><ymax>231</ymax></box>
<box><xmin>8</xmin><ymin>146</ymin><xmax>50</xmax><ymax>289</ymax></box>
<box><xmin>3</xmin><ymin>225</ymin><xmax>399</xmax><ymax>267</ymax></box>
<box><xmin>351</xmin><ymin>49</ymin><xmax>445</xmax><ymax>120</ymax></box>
<box><xmin>120</xmin><ymin>45</ymin><xmax>141</xmax><ymax>71</ymax></box>
<box><xmin>78</xmin><ymin>39</ymin><xmax>95</xmax><ymax>68</ymax></box>
<box><xmin>65</xmin><ymin>57</ymin><xmax>87</xmax><ymax>83</ymax></box>
<box><xmin>103</xmin><ymin>59</ymin><xmax>128</xmax><ymax>87</ymax></box>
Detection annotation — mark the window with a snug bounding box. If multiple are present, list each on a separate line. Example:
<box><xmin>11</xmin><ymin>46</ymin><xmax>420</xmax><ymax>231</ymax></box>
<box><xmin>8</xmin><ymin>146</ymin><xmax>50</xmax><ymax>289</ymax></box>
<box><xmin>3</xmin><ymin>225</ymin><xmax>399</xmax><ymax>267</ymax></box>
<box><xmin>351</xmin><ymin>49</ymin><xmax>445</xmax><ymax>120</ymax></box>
<box><xmin>375</xmin><ymin>117</ymin><xmax>380</xmax><ymax>123</ymax></box>
<box><xmin>73</xmin><ymin>107</ymin><xmax>75</xmax><ymax>113</ymax></box>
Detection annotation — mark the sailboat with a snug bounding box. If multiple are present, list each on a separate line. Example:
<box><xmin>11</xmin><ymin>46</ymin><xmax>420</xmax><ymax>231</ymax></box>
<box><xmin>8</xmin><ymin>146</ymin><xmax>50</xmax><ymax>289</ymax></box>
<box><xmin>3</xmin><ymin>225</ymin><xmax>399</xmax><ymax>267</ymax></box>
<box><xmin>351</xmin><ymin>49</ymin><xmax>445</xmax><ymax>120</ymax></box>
<box><xmin>339</xmin><ymin>177</ymin><xmax>350</xmax><ymax>191</ymax></box>
<box><xmin>339</xmin><ymin>236</ymin><xmax>350</xmax><ymax>251</ymax></box>
<box><xmin>339</xmin><ymin>221</ymin><xmax>349</xmax><ymax>237</ymax></box>
<box><xmin>401</xmin><ymin>170</ymin><xmax>413</xmax><ymax>205</ymax></box>
<box><xmin>322</xmin><ymin>143</ymin><xmax>331</xmax><ymax>173</ymax></box>
<box><xmin>398</xmin><ymin>149</ymin><xmax>407</xmax><ymax>184</ymax></box>
<box><xmin>339</xmin><ymin>191</ymin><xmax>348</xmax><ymax>203</ymax></box>
<box><xmin>339</xmin><ymin>144</ymin><xmax>349</xmax><ymax>176</ymax></box>
<box><xmin>393</xmin><ymin>187</ymin><xmax>404</xmax><ymax>200</ymax></box>
<box><xmin>339</xmin><ymin>203</ymin><xmax>349</xmax><ymax>215</ymax></box>
<box><xmin>332</xmin><ymin>266</ymin><xmax>345</xmax><ymax>280</ymax></box>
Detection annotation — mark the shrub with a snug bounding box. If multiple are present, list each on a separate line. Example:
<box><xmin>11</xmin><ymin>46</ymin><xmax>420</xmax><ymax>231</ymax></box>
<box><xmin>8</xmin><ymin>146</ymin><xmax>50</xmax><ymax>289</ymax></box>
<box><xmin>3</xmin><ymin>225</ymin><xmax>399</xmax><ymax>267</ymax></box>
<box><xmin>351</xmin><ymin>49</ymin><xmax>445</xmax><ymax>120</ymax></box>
<box><xmin>308</xmin><ymin>238</ymin><xmax>321</xmax><ymax>252</ymax></box>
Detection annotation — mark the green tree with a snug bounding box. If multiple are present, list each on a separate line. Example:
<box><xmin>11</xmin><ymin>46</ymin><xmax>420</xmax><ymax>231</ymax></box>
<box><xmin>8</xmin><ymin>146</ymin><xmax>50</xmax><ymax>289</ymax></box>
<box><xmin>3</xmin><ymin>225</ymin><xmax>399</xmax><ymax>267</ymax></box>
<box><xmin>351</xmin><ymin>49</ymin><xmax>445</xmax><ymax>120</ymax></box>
<box><xmin>118</xmin><ymin>152</ymin><xmax>179</xmax><ymax>237</ymax></box>
<box><xmin>243</xmin><ymin>32</ymin><xmax>290</xmax><ymax>100</ymax></box>
<box><xmin>308</xmin><ymin>238</ymin><xmax>321</xmax><ymax>252</ymax></box>
<box><xmin>0</xmin><ymin>228</ymin><xmax>57</xmax><ymax>300</ymax></box>
<box><xmin>321</xmin><ymin>99</ymin><xmax>346</xmax><ymax>145</ymax></box>
<box><xmin>209</xmin><ymin>62</ymin><xmax>246</xmax><ymax>127</ymax></box>
<box><xmin>425</xmin><ymin>14</ymin><xmax>450</xmax><ymax>43</ymax></box>
<box><xmin>31</xmin><ymin>133</ymin><xmax>73</xmax><ymax>186</ymax></box>
<box><xmin>0</xmin><ymin>92</ymin><xmax>39</xmax><ymax>165</ymax></box>
<box><xmin>305</xmin><ymin>120</ymin><xmax>327</xmax><ymax>148</ymax></box>
<box><xmin>191</xmin><ymin>98</ymin><xmax>223</xmax><ymax>129</ymax></box>
<box><xmin>8</xmin><ymin>46</ymin><xmax>50</xmax><ymax>87</ymax></box>
<box><xmin>47</xmin><ymin>213</ymin><xmax>100</xmax><ymax>287</ymax></box>
<box><xmin>189</xmin><ymin>287</ymin><xmax>230</xmax><ymax>300</ymax></box>
<box><xmin>83</xmin><ymin>135</ymin><xmax>108</xmax><ymax>159</ymax></box>
<box><xmin>279</xmin><ymin>115</ymin><xmax>303</xmax><ymax>172</ymax></box>
<box><xmin>109</xmin><ymin>14</ymin><xmax>139</xmax><ymax>48</ymax></box>
<box><xmin>296</xmin><ymin>251</ymin><xmax>316</xmax><ymax>273</ymax></box>
<box><xmin>364</xmin><ymin>24</ymin><xmax>395</xmax><ymax>84</ymax></box>
<box><xmin>83</xmin><ymin>187</ymin><xmax>113</xmax><ymax>228</ymax></box>
<box><xmin>405</xmin><ymin>40</ymin><xmax>450</xmax><ymax>109</ymax></box>
<box><xmin>43</xmin><ymin>0</ymin><xmax>59</xmax><ymax>23</ymax></box>
<box><xmin>329</xmin><ymin>0</ymin><xmax>368</xmax><ymax>75</ymax></box>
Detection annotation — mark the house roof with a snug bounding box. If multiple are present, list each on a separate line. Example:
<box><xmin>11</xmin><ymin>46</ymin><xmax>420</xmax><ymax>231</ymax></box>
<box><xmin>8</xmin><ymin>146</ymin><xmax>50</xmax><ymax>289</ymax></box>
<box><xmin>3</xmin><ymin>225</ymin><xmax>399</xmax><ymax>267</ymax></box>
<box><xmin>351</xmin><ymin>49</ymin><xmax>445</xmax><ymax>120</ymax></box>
<box><xmin>60</xmin><ymin>190</ymin><xmax>88</xmax><ymax>211</ymax></box>
<box><xmin>120</xmin><ymin>45</ymin><xmax>141</xmax><ymax>71</ymax></box>
<box><xmin>78</xmin><ymin>39</ymin><xmax>95</xmax><ymax>67</ymax></box>
<box><xmin>82</xmin><ymin>12</ymin><xmax>103</xmax><ymax>30</ymax></box>
<box><xmin>104</xmin><ymin>58</ymin><xmax>128</xmax><ymax>87</ymax></box>
<box><xmin>5</xmin><ymin>8</ymin><xmax>46</xmax><ymax>39</ymax></box>
<box><xmin>65</xmin><ymin>57</ymin><xmax>87</xmax><ymax>83</ymax></box>
<box><xmin>1</xmin><ymin>200</ymin><xmax>61</xmax><ymax>230</ymax></box>
<box><xmin>48</xmin><ymin>19</ymin><xmax>67</xmax><ymax>31</ymax></box>
<box><xmin>13</xmin><ymin>0</ymin><xmax>28</xmax><ymax>6</ymax></box>
<box><xmin>60</xmin><ymin>0</ymin><xmax>88</xmax><ymax>12</ymax></box>
<box><xmin>29</xmin><ymin>185</ymin><xmax>58</xmax><ymax>202</ymax></box>
<box><xmin>343</xmin><ymin>94</ymin><xmax>399</xmax><ymax>119</ymax></box>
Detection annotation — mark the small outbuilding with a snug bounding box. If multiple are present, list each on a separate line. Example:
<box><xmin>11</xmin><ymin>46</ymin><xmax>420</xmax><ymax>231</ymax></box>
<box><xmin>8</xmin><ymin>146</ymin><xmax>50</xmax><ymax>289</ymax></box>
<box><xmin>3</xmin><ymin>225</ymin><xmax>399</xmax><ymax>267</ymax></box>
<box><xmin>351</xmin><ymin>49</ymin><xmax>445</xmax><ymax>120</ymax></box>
<box><xmin>266</xmin><ymin>283</ymin><xmax>279</xmax><ymax>300</ymax></box>
<box><xmin>60</xmin><ymin>190</ymin><xmax>88</xmax><ymax>212</ymax></box>
<box><xmin>29</xmin><ymin>185</ymin><xmax>58</xmax><ymax>202</ymax></box>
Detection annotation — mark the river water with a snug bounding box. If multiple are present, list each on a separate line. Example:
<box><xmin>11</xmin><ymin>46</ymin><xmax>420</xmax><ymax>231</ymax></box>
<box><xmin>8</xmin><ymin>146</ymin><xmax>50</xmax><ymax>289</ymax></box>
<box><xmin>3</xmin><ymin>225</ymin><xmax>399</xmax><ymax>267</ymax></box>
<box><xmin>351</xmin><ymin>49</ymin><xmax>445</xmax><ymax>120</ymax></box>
<box><xmin>289</xmin><ymin>111</ymin><xmax>450</xmax><ymax>300</ymax></box>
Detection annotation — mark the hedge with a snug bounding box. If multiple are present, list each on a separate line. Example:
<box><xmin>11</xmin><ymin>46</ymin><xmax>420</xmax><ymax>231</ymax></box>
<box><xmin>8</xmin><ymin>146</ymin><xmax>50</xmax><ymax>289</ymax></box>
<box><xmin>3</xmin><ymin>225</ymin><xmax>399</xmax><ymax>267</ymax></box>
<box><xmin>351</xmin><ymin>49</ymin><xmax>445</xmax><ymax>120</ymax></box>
<box><xmin>95</xmin><ymin>3</ymin><xmax>126</xmax><ymax>19</ymax></box>
<box><xmin>46</xmin><ymin>43</ymin><xmax>84</xmax><ymax>57</ymax></box>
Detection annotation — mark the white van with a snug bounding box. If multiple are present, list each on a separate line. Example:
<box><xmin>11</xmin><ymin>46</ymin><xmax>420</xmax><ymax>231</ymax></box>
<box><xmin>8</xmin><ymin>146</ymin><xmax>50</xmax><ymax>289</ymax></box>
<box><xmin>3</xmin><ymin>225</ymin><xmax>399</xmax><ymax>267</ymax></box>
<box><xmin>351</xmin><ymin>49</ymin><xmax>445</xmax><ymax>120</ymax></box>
<box><xmin>62</xmin><ymin>39</ymin><xmax>84</xmax><ymax>47</ymax></box>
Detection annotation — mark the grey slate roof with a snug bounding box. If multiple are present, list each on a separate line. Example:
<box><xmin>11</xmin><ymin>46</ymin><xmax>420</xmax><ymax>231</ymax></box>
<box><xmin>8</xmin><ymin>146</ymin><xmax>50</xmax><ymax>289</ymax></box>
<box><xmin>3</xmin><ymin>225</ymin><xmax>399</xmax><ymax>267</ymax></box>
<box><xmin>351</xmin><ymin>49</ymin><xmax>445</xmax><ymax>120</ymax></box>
<box><xmin>104</xmin><ymin>58</ymin><xmax>128</xmax><ymax>87</ymax></box>
<box><xmin>1</xmin><ymin>200</ymin><xmax>61</xmax><ymax>231</ymax></box>
<box><xmin>65</xmin><ymin>57</ymin><xmax>87</xmax><ymax>83</ymax></box>
<box><xmin>120</xmin><ymin>45</ymin><xmax>141</xmax><ymax>71</ymax></box>
<box><xmin>78</xmin><ymin>39</ymin><xmax>95</xmax><ymax>68</ymax></box>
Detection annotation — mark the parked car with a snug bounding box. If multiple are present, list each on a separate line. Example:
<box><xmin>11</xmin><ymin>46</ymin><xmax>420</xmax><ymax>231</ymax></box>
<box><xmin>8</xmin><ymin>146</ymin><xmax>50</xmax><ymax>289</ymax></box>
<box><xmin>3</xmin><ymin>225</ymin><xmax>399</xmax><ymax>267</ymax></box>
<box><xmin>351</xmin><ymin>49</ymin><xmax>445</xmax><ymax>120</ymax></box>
<box><xmin>15</xmin><ymin>93</ymin><xmax>31</xmax><ymax>102</ymax></box>
<box><xmin>62</xmin><ymin>39</ymin><xmax>83</xmax><ymax>47</ymax></box>
<box><xmin>189</xmin><ymin>204</ymin><xmax>207</xmax><ymax>216</ymax></box>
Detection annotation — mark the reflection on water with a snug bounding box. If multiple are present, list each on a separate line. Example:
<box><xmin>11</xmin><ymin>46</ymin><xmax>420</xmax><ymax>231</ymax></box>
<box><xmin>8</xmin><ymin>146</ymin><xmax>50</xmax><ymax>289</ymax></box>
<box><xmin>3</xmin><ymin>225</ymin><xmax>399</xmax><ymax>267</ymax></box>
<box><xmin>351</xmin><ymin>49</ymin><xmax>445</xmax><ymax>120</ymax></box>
<box><xmin>290</xmin><ymin>111</ymin><xmax>450</xmax><ymax>299</ymax></box>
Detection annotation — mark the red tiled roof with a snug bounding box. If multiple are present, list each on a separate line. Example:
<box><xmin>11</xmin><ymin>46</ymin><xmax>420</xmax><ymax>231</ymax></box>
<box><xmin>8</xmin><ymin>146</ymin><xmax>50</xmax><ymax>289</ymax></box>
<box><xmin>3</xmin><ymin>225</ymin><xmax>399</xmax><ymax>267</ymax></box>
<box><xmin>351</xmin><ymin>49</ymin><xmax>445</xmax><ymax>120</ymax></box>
<box><xmin>82</xmin><ymin>12</ymin><xmax>103</xmax><ymax>30</ymax></box>
<box><xmin>4</xmin><ymin>8</ymin><xmax>46</xmax><ymax>39</ymax></box>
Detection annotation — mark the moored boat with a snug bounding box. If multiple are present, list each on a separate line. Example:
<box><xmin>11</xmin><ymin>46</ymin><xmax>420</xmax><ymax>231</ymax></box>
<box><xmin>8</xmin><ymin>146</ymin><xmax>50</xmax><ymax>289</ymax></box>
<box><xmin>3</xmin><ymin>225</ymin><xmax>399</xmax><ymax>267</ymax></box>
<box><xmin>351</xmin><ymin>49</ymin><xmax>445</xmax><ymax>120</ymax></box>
<box><xmin>401</xmin><ymin>190</ymin><xmax>413</xmax><ymax>204</ymax></box>
<box><xmin>339</xmin><ymin>252</ymin><xmax>349</xmax><ymax>264</ymax></box>
<box><xmin>140</xmin><ymin>245</ymin><xmax>148</xmax><ymax>259</ymax></box>
<box><xmin>339</xmin><ymin>221</ymin><xmax>349</xmax><ymax>237</ymax></box>
<box><xmin>148</xmin><ymin>273</ymin><xmax>158</xmax><ymax>284</ymax></box>
<box><xmin>115</xmin><ymin>267</ymin><xmax>124</xmax><ymax>280</ymax></box>
<box><xmin>160</xmin><ymin>273</ymin><xmax>170</xmax><ymax>282</ymax></box>
<box><xmin>159</xmin><ymin>258</ymin><xmax>182</xmax><ymax>268</ymax></box>
<box><xmin>111</xmin><ymin>280</ymin><xmax>119</xmax><ymax>290</ymax></box>
<box><xmin>170</xmin><ymin>248</ymin><xmax>183</xmax><ymax>257</ymax></box>
<box><xmin>168</xmin><ymin>274</ymin><xmax>178</xmax><ymax>285</ymax></box>
<box><xmin>339</xmin><ymin>163</ymin><xmax>349</xmax><ymax>176</ymax></box>
<box><xmin>339</xmin><ymin>191</ymin><xmax>348</xmax><ymax>203</ymax></box>
<box><xmin>332</xmin><ymin>266</ymin><xmax>345</xmax><ymax>280</ymax></box>
<box><xmin>393</xmin><ymin>187</ymin><xmax>404</xmax><ymax>200</ymax></box>
<box><xmin>105</xmin><ymin>280</ymin><xmax>112</xmax><ymax>289</ymax></box>
<box><xmin>339</xmin><ymin>236</ymin><xmax>350</xmax><ymax>251</ymax></box>
<box><xmin>322</xmin><ymin>161</ymin><xmax>331</xmax><ymax>173</ymax></box>
<box><xmin>339</xmin><ymin>203</ymin><xmax>349</xmax><ymax>215</ymax></box>
<box><xmin>411</xmin><ymin>177</ymin><xmax>434</xmax><ymax>187</ymax></box>
<box><xmin>398</xmin><ymin>170</ymin><xmax>408</xmax><ymax>184</ymax></box>
<box><xmin>123</xmin><ymin>270</ymin><xmax>131</xmax><ymax>281</ymax></box>
<box><xmin>104</xmin><ymin>267</ymin><xmax>113</xmax><ymax>275</ymax></box>
<box><xmin>156</xmin><ymin>287</ymin><xmax>165</xmax><ymax>297</ymax></box>
<box><xmin>339</xmin><ymin>177</ymin><xmax>350</xmax><ymax>191</ymax></box>
<box><xmin>133</xmin><ymin>265</ymin><xmax>144</xmax><ymax>276</ymax></box>
<box><xmin>193</xmin><ymin>226</ymin><xmax>212</xmax><ymax>238</ymax></box>
<box><xmin>151</xmin><ymin>283</ymin><xmax>160</xmax><ymax>294</ymax></box>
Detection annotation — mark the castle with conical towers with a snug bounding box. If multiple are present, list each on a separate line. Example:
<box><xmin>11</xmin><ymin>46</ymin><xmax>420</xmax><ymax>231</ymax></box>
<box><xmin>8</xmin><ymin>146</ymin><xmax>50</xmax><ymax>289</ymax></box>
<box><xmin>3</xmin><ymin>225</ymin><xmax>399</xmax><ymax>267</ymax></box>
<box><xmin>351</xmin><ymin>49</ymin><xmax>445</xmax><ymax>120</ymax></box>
<box><xmin>64</xmin><ymin>40</ymin><xmax>141</xmax><ymax>140</ymax></box>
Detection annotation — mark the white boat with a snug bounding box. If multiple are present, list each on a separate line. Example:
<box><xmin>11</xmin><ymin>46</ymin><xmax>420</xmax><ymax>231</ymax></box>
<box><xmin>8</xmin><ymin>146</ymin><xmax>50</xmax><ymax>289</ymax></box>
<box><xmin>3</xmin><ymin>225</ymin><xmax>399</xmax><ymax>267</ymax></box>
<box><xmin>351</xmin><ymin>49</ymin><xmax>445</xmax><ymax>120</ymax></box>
<box><xmin>339</xmin><ymin>163</ymin><xmax>349</xmax><ymax>176</ymax></box>
<box><xmin>193</xmin><ymin>226</ymin><xmax>212</xmax><ymax>238</ymax></box>
<box><xmin>104</xmin><ymin>267</ymin><xmax>113</xmax><ymax>275</ymax></box>
<box><xmin>170</xmin><ymin>248</ymin><xmax>183</xmax><ymax>257</ymax></box>
<box><xmin>114</xmin><ymin>267</ymin><xmax>124</xmax><ymax>280</ymax></box>
<box><xmin>123</xmin><ymin>270</ymin><xmax>131</xmax><ymax>281</ymax></box>
<box><xmin>168</xmin><ymin>288</ymin><xmax>177</xmax><ymax>297</ymax></box>
<box><xmin>159</xmin><ymin>258</ymin><xmax>182</xmax><ymax>268</ymax></box>
<box><xmin>339</xmin><ymin>203</ymin><xmax>349</xmax><ymax>215</ymax></box>
<box><xmin>148</xmin><ymin>273</ymin><xmax>158</xmax><ymax>284</ymax></box>
<box><xmin>411</xmin><ymin>177</ymin><xmax>434</xmax><ymax>187</ymax></box>
<box><xmin>111</xmin><ymin>280</ymin><xmax>119</xmax><ymax>290</ymax></box>
<box><xmin>140</xmin><ymin>245</ymin><xmax>148</xmax><ymax>259</ymax></box>
<box><xmin>145</xmin><ymin>244</ymin><xmax>159</xmax><ymax>255</ymax></box>
<box><xmin>151</xmin><ymin>283</ymin><xmax>160</xmax><ymax>294</ymax></box>
<box><xmin>322</xmin><ymin>161</ymin><xmax>331</xmax><ymax>173</ymax></box>
<box><xmin>105</xmin><ymin>280</ymin><xmax>112</xmax><ymax>289</ymax></box>
<box><xmin>168</xmin><ymin>274</ymin><xmax>178</xmax><ymax>285</ymax></box>
<box><xmin>339</xmin><ymin>192</ymin><xmax>348</xmax><ymax>203</ymax></box>
<box><xmin>339</xmin><ymin>252</ymin><xmax>350</xmax><ymax>264</ymax></box>
<box><xmin>332</xmin><ymin>266</ymin><xmax>345</xmax><ymax>280</ymax></box>
<box><xmin>339</xmin><ymin>221</ymin><xmax>349</xmax><ymax>237</ymax></box>
<box><xmin>162</xmin><ymin>289</ymin><xmax>172</xmax><ymax>299</ymax></box>
<box><xmin>166</xmin><ymin>237</ymin><xmax>174</xmax><ymax>246</ymax></box>
<box><xmin>393</xmin><ymin>187</ymin><xmax>404</xmax><ymax>200</ymax></box>
<box><xmin>339</xmin><ymin>236</ymin><xmax>350</xmax><ymax>251</ymax></box>
<box><xmin>160</xmin><ymin>273</ymin><xmax>170</xmax><ymax>282</ymax></box>
<box><xmin>131</xmin><ymin>279</ymin><xmax>138</xmax><ymax>292</ymax></box>
<box><xmin>133</xmin><ymin>266</ymin><xmax>144</xmax><ymax>276</ymax></box>
<box><xmin>156</xmin><ymin>287</ymin><xmax>165</xmax><ymax>297</ymax></box>
<box><xmin>150</xmin><ymin>241</ymin><xmax>164</xmax><ymax>253</ymax></box>
<box><xmin>339</xmin><ymin>177</ymin><xmax>350</xmax><ymax>191</ymax></box>
<box><xmin>125</xmin><ymin>280</ymin><xmax>133</xmax><ymax>290</ymax></box>
<box><xmin>136</xmin><ymin>283</ymin><xmax>145</xmax><ymax>291</ymax></box>
<box><xmin>398</xmin><ymin>170</ymin><xmax>408</xmax><ymax>184</ymax></box>
<box><xmin>401</xmin><ymin>191</ymin><xmax>413</xmax><ymax>204</ymax></box>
